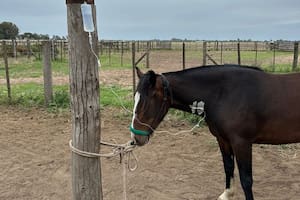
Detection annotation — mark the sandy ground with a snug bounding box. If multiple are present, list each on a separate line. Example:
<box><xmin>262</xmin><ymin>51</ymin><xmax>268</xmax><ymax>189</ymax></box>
<box><xmin>1</xmin><ymin>53</ymin><xmax>300</xmax><ymax>199</ymax></box>
<box><xmin>1</xmin><ymin>106</ymin><xmax>300</xmax><ymax>200</ymax></box>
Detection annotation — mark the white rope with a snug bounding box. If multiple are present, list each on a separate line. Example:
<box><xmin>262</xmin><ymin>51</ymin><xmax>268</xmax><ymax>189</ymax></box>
<box><xmin>69</xmin><ymin>139</ymin><xmax>138</xmax><ymax>200</ymax></box>
<box><xmin>108</xmin><ymin>79</ymin><xmax>206</xmax><ymax>136</ymax></box>
<box><xmin>134</xmin><ymin>112</ymin><xmax>206</xmax><ymax>136</ymax></box>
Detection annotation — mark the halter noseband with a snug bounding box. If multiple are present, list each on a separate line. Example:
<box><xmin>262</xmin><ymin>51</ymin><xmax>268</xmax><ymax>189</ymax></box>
<box><xmin>130</xmin><ymin>74</ymin><xmax>172</xmax><ymax>136</ymax></box>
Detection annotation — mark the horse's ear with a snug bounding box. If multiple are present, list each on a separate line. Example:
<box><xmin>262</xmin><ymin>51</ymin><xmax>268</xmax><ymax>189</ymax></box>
<box><xmin>148</xmin><ymin>70</ymin><xmax>156</xmax><ymax>88</ymax></box>
<box><xmin>136</xmin><ymin>67</ymin><xmax>144</xmax><ymax>79</ymax></box>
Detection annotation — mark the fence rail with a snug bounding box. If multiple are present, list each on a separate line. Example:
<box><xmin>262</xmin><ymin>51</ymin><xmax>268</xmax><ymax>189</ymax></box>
<box><xmin>0</xmin><ymin>39</ymin><xmax>299</xmax><ymax>71</ymax></box>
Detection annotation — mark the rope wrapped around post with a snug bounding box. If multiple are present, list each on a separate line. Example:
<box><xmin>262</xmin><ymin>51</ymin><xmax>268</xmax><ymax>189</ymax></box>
<box><xmin>69</xmin><ymin>139</ymin><xmax>138</xmax><ymax>200</ymax></box>
<box><xmin>69</xmin><ymin>139</ymin><xmax>138</xmax><ymax>171</ymax></box>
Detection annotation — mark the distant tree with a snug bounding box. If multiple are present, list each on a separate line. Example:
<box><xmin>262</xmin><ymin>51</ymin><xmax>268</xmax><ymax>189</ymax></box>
<box><xmin>52</xmin><ymin>35</ymin><xmax>62</xmax><ymax>40</ymax></box>
<box><xmin>19</xmin><ymin>32</ymin><xmax>50</xmax><ymax>40</ymax></box>
<box><xmin>0</xmin><ymin>21</ymin><xmax>19</xmax><ymax>39</ymax></box>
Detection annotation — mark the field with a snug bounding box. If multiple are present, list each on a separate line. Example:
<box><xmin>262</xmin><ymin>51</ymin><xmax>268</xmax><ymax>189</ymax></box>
<box><xmin>0</xmin><ymin>49</ymin><xmax>300</xmax><ymax>199</ymax></box>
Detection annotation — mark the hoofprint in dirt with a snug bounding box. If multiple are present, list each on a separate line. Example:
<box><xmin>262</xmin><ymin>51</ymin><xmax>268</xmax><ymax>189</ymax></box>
<box><xmin>1</xmin><ymin>106</ymin><xmax>300</xmax><ymax>200</ymax></box>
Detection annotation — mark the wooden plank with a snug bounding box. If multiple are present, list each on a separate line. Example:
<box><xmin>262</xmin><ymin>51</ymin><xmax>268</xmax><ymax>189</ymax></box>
<box><xmin>207</xmin><ymin>54</ymin><xmax>219</xmax><ymax>65</ymax></box>
<box><xmin>135</xmin><ymin>52</ymin><xmax>147</xmax><ymax>66</ymax></box>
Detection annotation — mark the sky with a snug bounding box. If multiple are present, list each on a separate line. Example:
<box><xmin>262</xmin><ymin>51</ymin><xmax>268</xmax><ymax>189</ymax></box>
<box><xmin>1</xmin><ymin>0</ymin><xmax>300</xmax><ymax>41</ymax></box>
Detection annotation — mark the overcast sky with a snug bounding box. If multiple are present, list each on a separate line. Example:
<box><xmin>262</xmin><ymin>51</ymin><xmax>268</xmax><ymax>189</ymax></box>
<box><xmin>1</xmin><ymin>0</ymin><xmax>300</xmax><ymax>40</ymax></box>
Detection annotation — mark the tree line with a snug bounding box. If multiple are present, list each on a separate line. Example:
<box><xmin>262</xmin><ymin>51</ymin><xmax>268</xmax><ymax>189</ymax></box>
<box><xmin>0</xmin><ymin>21</ymin><xmax>65</xmax><ymax>40</ymax></box>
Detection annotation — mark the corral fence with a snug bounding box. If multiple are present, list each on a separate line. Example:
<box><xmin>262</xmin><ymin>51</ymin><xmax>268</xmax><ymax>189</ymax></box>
<box><xmin>95</xmin><ymin>40</ymin><xmax>300</xmax><ymax>72</ymax></box>
<box><xmin>0</xmin><ymin>39</ymin><xmax>299</xmax><ymax>71</ymax></box>
<box><xmin>0</xmin><ymin>39</ymin><xmax>68</xmax><ymax>61</ymax></box>
<box><xmin>0</xmin><ymin>39</ymin><xmax>299</xmax><ymax>105</ymax></box>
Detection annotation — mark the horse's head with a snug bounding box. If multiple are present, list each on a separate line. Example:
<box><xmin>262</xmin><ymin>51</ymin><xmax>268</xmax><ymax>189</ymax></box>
<box><xmin>130</xmin><ymin>68</ymin><xmax>172</xmax><ymax>146</ymax></box>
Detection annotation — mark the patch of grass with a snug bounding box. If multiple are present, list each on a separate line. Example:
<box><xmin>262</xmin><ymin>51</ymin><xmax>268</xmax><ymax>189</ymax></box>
<box><xmin>0</xmin><ymin>59</ymin><xmax>69</xmax><ymax>79</ymax></box>
<box><xmin>0</xmin><ymin>83</ymin><xmax>133</xmax><ymax>112</ymax></box>
<box><xmin>101</xmin><ymin>85</ymin><xmax>133</xmax><ymax>109</ymax></box>
<box><xmin>100</xmin><ymin>53</ymin><xmax>133</xmax><ymax>69</ymax></box>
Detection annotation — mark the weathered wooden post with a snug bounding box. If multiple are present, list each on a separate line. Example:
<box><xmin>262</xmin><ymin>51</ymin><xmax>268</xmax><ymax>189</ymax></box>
<box><xmin>66</xmin><ymin>0</ymin><xmax>103</xmax><ymax>200</ymax></box>
<box><xmin>220</xmin><ymin>42</ymin><xmax>223</xmax><ymax>64</ymax></box>
<box><xmin>60</xmin><ymin>40</ymin><xmax>64</xmax><ymax>62</ymax></box>
<box><xmin>292</xmin><ymin>42</ymin><xmax>299</xmax><ymax>71</ymax></box>
<box><xmin>27</xmin><ymin>39</ymin><xmax>31</xmax><ymax>59</ymax></box>
<box><xmin>132</xmin><ymin>42</ymin><xmax>136</xmax><ymax>97</ymax></box>
<box><xmin>272</xmin><ymin>42</ymin><xmax>276</xmax><ymax>71</ymax></box>
<box><xmin>121</xmin><ymin>41</ymin><xmax>124</xmax><ymax>67</ymax></box>
<box><xmin>203</xmin><ymin>41</ymin><xmax>207</xmax><ymax>66</ymax></box>
<box><xmin>108</xmin><ymin>42</ymin><xmax>112</xmax><ymax>66</ymax></box>
<box><xmin>254</xmin><ymin>41</ymin><xmax>258</xmax><ymax>66</ymax></box>
<box><xmin>12</xmin><ymin>39</ymin><xmax>17</xmax><ymax>58</ymax></box>
<box><xmin>182</xmin><ymin>42</ymin><xmax>186</xmax><ymax>70</ymax></box>
<box><xmin>237</xmin><ymin>41</ymin><xmax>241</xmax><ymax>65</ymax></box>
<box><xmin>146</xmin><ymin>41</ymin><xmax>150</xmax><ymax>68</ymax></box>
<box><xmin>42</xmin><ymin>41</ymin><xmax>53</xmax><ymax>105</ymax></box>
<box><xmin>2</xmin><ymin>41</ymin><xmax>11</xmax><ymax>103</ymax></box>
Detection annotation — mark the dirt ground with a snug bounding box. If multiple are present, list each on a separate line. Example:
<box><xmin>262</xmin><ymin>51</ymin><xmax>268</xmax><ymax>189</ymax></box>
<box><xmin>1</xmin><ymin>57</ymin><xmax>300</xmax><ymax>200</ymax></box>
<box><xmin>1</xmin><ymin>105</ymin><xmax>300</xmax><ymax>200</ymax></box>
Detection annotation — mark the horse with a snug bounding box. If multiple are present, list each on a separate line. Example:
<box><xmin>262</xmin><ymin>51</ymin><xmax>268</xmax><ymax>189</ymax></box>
<box><xmin>130</xmin><ymin>65</ymin><xmax>300</xmax><ymax>200</ymax></box>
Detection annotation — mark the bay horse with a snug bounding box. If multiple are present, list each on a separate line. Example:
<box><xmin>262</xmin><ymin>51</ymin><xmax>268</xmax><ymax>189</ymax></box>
<box><xmin>130</xmin><ymin>65</ymin><xmax>300</xmax><ymax>200</ymax></box>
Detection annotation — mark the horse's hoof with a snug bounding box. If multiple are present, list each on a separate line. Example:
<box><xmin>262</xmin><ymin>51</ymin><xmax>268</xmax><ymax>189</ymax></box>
<box><xmin>217</xmin><ymin>189</ymin><xmax>234</xmax><ymax>200</ymax></box>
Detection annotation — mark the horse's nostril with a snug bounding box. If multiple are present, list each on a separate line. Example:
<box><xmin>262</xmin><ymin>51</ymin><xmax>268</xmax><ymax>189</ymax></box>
<box><xmin>130</xmin><ymin>140</ymin><xmax>136</xmax><ymax>145</ymax></box>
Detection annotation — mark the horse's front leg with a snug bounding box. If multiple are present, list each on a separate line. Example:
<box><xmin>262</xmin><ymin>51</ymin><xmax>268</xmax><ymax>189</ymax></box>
<box><xmin>217</xmin><ymin>138</ymin><xmax>235</xmax><ymax>200</ymax></box>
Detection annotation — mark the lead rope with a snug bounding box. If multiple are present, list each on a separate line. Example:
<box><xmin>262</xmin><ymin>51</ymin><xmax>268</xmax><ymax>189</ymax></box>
<box><xmin>69</xmin><ymin>140</ymin><xmax>137</xmax><ymax>200</ymax></box>
<box><xmin>134</xmin><ymin>112</ymin><xmax>206</xmax><ymax>136</ymax></box>
<box><xmin>110</xmin><ymin>84</ymin><xmax>206</xmax><ymax>136</ymax></box>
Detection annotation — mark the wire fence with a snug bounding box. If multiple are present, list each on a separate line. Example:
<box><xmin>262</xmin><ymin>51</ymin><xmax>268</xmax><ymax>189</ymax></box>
<box><xmin>0</xmin><ymin>39</ymin><xmax>299</xmax><ymax>73</ymax></box>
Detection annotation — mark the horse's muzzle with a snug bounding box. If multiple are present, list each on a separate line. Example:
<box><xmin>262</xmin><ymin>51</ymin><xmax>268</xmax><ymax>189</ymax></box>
<box><xmin>131</xmin><ymin>132</ymin><xmax>151</xmax><ymax>146</ymax></box>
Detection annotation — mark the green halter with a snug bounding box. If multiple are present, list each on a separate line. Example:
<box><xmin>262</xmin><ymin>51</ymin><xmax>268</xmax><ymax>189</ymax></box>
<box><xmin>129</xmin><ymin>125</ymin><xmax>150</xmax><ymax>136</ymax></box>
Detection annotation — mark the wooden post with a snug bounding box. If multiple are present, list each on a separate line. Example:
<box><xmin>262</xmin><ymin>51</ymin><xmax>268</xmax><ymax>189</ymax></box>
<box><xmin>12</xmin><ymin>39</ymin><xmax>17</xmax><ymax>58</ymax></box>
<box><xmin>272</xmin><ymin>42</ymin><xmax>276</xmax><ymax>71</ymax></box>
<box><xmin>66</xmin><ymin>1</ymin><xmax>102</xmax><ymax>200</ymax></box>
<box><xmin>254</xmin><ymin>41</ymin><xmax>258</xmax><ymax>66</ymax></box>
<box><xmin>203</xmin><ymin>41</ymin><xmax>207</xmax><ymax>66</ymax></box>
<box><xmin>121</xmin><ymin>41</ymin><xmax>124</xmax><ymax>67</ymax></box>
<box><xmin>292</xmin><ymin>42</ymin><xmax>299</xmax><ymax>71</ymax></box>
<box><xmin>27</xmin><ymin>39</ymin><xmax>31</xmax><ymax>59</ymax></box>
<box><xmin>2</xmin><ymin>41</ymin><xmax>11</xmax><ymax>103</ymax></box>
<box><xmin>220</xmin><ymin>42</ymin><xmax>223</xmax><ymax>64</ymax></box>
<box><xmin>132</xmin><ymin>42</ymin><xmax>136</xmax><ymax>96</ymax></box>
<box><xmin>108</xmin><ymin>42</ymin><xmax>112</xmax><ymax>66</ymax></box>
<box><xmin>182</xmin><ymin>42</ymin><xmax>186</xmax><ymax>70</ymax></box>
<box><xmin>237</xmin><ymin>41</ymin><xmax>241</xmax><ymax>65</ymax></box>
<box><xmin>42</xmin><ymin>41</ymin><xmax>53</xmax><ymax>105</ymax></box>
<box><xmin>60</xmin><ymin>40</ymin><xmax>64</xmax><ymax>62</ymax></box>
<box><xmin>38</xmin><ymin>40</ymin><xmax>41</xmax><ymax>60</ymax></box>
<box><xmin>146</xmin><ymin>41</ymin><xmax>150</xmax><ymax>68</ymax></box>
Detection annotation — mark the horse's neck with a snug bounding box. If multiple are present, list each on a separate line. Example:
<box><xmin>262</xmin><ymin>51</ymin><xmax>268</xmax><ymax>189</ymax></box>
<box><xmin>166</xmin><ymin>71</ymin><xmax>222</xmax><ymax>113</ymax></box>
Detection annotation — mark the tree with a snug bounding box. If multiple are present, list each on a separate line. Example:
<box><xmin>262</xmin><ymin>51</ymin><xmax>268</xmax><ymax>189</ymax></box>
<box><xmin>19</xmin><ymin>32</ymin><xmax>50</xmax><ymax>40</ymax></box>
<box><xmin>0</xmin><ymin>21</ymin><xmax>19</xmax><ymax>39</ymax></box>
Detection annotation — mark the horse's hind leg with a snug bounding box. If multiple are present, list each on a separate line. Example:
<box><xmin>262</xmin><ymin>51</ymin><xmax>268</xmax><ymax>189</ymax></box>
<box><xmin>217</xmin><ymin>138</ymin><xmax>235</xmax><ymax>200</ymax></box>
<box><xmin>232</xmin><ymin>140</ymin><xmax>254</xmax><ymax>200</ymax></box>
